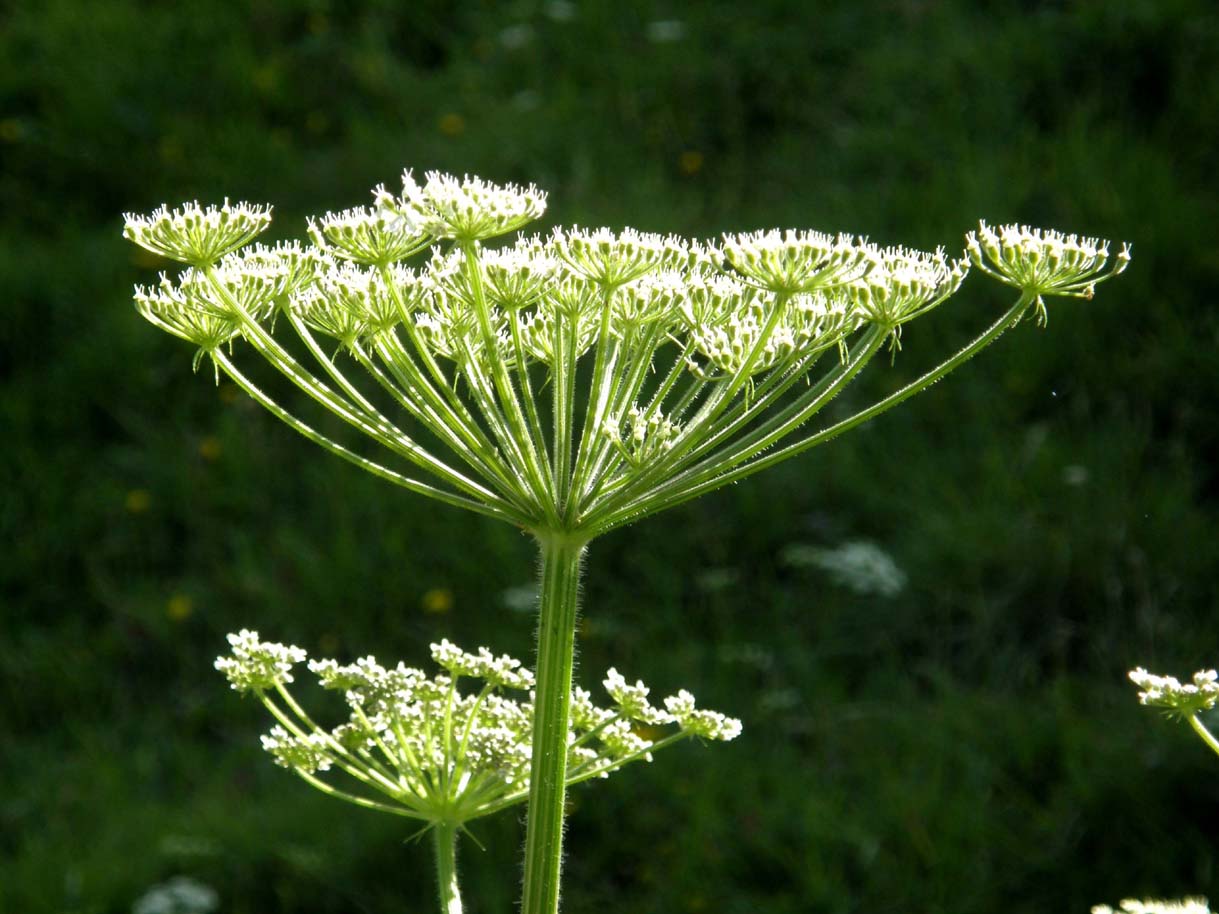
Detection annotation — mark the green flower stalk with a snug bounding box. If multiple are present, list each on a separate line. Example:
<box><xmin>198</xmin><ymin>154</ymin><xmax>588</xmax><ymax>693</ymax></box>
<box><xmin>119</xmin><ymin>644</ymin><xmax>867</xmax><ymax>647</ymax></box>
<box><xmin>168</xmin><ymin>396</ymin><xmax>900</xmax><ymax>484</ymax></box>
<box><xmin>124</xmin><ymin>169</ymin><xmax>1130</xmax><ymax>914</ymax></box>
<box><xmin>216</xmin><ymin>631</ymin><xmax>738</xmax><ymax>914</ymax></box>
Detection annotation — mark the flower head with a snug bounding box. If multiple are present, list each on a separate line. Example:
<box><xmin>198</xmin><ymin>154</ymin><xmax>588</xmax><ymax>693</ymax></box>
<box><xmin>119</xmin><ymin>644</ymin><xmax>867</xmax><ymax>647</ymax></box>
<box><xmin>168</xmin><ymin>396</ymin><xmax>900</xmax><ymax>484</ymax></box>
<box><xmin>663</xmin><ymin>689</ymin><xmax>744</xmax><ymax>740</ymax></box>
<box><xmin>308</xmin><ymin>201</ymin><xmax>432</xmax><ymax>266</ymax></box>
<box><xmin>966</xmin><ymin>221</ymin><xmax>1130</xmax><ymax>323</ymax></box>
<box><xmin>289</xmin><ymin>262</ymin><xmax>404</xmax><ymax>348</ymax></box>
<box><xmin>1129</xmin><ymin>667</ymin><xmax>1219</xmax><ymax>718</ymax></box>
<box><xmin>847</xmin><ymin>246</ymin><xmax>969</xmax><ymax>329</ymax></box>
<box><xmin>124</xmin><ymin>200</ymin><xmax>272</xmax><ymax>265</ymax></box>
<box><xmin>214</xmin><ymin>629</ymin><xmax>307</xmax><ymax>692</ymax></box>
<box><xmin>389</xmin><ymin>170</ymin><xmax>547</xmax><ymax>242</ymax></box>
<box><xmin>220</xmin><ymin>635</ymin><xmax>739</xmax><ymax>825</ymax></box>
<box><xmin>1093</xmin><ymin>900</ymin><xmax>1211</xmax><ymax>914</ymax></box>
<box><xmin>721</xmin><ymin>229</ymin><xmax>873</xmax><ymax>294</ymax></box>
<box><xmin>550</xmin><ymin>226</ymin><xmax>676</xmax><ymax>287</ymax></box>
<box><xmin>125</xmin><ymin>170</ymin><xmax>1131</xmax><ymax>549</ymax></box>
<box><xmin>134</xmin><ymin>276</ymin><xmax>242</xmax><ymax>374</ymax></box>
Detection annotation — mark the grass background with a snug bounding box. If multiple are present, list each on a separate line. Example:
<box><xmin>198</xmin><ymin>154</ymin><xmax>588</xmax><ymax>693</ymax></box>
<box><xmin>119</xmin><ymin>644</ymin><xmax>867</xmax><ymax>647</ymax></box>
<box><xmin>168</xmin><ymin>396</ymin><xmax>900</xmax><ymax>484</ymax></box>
<box><xmin>3</xmin><ymin>1</ymin><xmax>1218</xmax><ymax>911</ymax></box>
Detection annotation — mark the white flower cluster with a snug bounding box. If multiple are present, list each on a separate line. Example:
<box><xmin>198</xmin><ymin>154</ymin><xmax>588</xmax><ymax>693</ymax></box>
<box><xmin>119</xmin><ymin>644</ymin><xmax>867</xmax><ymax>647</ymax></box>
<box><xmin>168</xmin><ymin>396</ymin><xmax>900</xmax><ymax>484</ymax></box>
<box><xmin>662</xmin><ymin>689</ymin><xmax>744</xmax><ymax>741</ymax></box>
<box><xmin>127</xmin><ymin>178</ymin><xmax>1131</xmax><ymax>387</ymax></box>
<box><xmin>966</xmin><ymin>221</ymin><xmax>1130</xmax><ymax>318</ymax></box>
<box><xmin>293</xmin><ymin>261</ymin><xmax>407</xmax><ymax>347</ymax></box>
<box><xmin>216</xmin><ymin>633</ymin><xmax>740</xmax><ymax>824</ymax></box>
<box><xmin>847</xmin><ymin>246</ymin><xmax>970</xmax><ymax>328</ymax></box>
<box><xmin>261</xmin><ymin>726</ymin><xmax>333</xmax><ymax>773</ymax></box>
<box><xmin>124</xmin><ymin>200</ymin><xmax>272</xmax><ymax>265</ymax></box>
<box><xmin>1129</xmin><ymin>667</ymin><xmax>1219</xmax><ymax>718</ymax></box>
<box><xmin>1093</xmin><ymin>899</ymin><xmax>1211</xmax><ymax>914</ymax></box>
<box><xmin>783</xmin><ymin>539</ymin><xmax>908</xmax><ymax>598</ymax></box>
<box><xmin>308</xmin><ymin>203</ymin><xmax>431</xmax><ymax>265</ymax></box>
<box><xmin>132</xmin><ymin>876</ymin><xmax>219</xmax><ymax>914</ymax></box>
<box><xmin>601</xmin><ymin>407</ymin><xmax>681</xmax><ymax>467</ymax></box>
<box><xmin>214</xmin><ymin>629</ymin><xmax>307</xmax><ymax>692</ymax></box>
<box><xmin>721</xmin><ymin>229</ymin><xmax>873</xmax><ymax>294</ymax></box>
<box><xmin>430</xmin><ymin>638</ymin><xmax>535</xmax><ymax>689</ymax></box>
<box><xmin>125</xmin><ymin>170</ymin><xmax>1130</xmax><ymax>531</ymax></box>
<box><xmin>600</xmin><ymin>669</ymin><xmax>742</xmax><ymax>740</ymax></box>
<box><xmin>132</xmin><ymin>241</ymin><xmax>330</xmax><ymax>369</ymax></box>
<box><xmin>481</xmin><ymin>238</ymin><xmax>561</xmax><ymax>311</ymax></box>
<box><xmin>390</xmin><ymin>170</ymin><xmax>548</xmax><ymax>242</ymax></box>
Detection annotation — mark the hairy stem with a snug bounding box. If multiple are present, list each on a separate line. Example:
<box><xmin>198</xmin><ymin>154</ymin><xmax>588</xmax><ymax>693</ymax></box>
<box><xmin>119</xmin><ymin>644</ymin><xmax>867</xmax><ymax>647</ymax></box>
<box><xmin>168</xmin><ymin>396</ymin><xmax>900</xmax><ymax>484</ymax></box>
<box><xmin>521</xmin><ymin>530</ymin><xmax>588</xmax><ymax>914</ymax></box>
<box><xmin>433</xmin><ymin>820</ymin><xmax>463</xmax><ymax>914</ymax></box>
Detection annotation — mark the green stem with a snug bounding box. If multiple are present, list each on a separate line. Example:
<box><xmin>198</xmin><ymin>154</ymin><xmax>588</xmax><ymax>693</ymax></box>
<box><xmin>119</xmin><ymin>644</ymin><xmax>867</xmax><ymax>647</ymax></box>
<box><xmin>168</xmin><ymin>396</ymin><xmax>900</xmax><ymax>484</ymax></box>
<box><xmin>1188</xmin><ymin>714</ymin><xmax>1219</xmax><ymax>760</ymax></box>
<box><xmin>521</xmin><ymin>530</ymin><xmax>588</xmax><ymax>914</ymax></box>
<box><xmin>433</xmin><ymin>820</ymin><xmax>463</xmax><ymax>914</ymax></box>
<box><xmin>212</xmin><ymin>353</ymin><xmax>521</xmax><ymax>524</ymax></box>
<box><xmin>589</xmin><ymin>291</ymin><xmax>1033</xmax><ymax>535</ymax></box>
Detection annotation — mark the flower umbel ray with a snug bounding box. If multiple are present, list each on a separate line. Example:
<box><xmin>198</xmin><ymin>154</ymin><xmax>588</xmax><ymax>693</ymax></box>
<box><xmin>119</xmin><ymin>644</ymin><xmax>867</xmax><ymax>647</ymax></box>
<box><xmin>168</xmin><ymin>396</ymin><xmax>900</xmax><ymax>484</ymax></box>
<box><xmin>123</xmin><ymin>172</ymin><xmax>1127</xmax><ymax>536</ymax></box>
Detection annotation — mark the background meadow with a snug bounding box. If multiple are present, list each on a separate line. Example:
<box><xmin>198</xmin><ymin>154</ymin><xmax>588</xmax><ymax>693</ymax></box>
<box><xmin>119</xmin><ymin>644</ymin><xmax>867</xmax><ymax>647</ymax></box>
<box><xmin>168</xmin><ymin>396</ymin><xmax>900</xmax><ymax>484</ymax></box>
<box><xmin>3</xmin><ymin>1</ymin><xmax>1218</xmax><ymax>911</ymax></box>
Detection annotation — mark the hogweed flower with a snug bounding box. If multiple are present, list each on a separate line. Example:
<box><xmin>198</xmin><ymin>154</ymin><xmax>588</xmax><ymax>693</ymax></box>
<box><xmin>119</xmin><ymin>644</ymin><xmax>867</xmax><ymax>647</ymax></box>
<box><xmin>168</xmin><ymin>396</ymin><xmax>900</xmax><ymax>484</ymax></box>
<box><xmin>966</xmin><ymin>221</ymin><xmax>1130</xmax><ymax>324</ymax></box>
<box><xmin>126</xmin><ymin>170</ymin><xmax>1129</xmax><ymax>914</ymax></box>
<box><xmin>217</xmin><ymin>631</ymin><xmax>737</xmax><ymax>822</ymax></box>
<box><xmin>390</xmin><ymin>170</ymin><xmax>548</xmax><ymax>243</ymax></box>
<box><xmin>1093</xmin><ymin>900</ymin><xmax>1211</xmax><ymax>914</ymax></box>
<box><xmin>216</xmin><ymin>631</ymin><xmax>737</xmax><ymax>914</ymax></box>
<box><xmin>1128</xmin><ymin>666</ymin><xmax>1219</xmax><ymax>759</ymax></box>
<box><xmin>308</xmin><ymin>202</ymin><xmax>432</xmax><ymax>266</ymax></box>
<box><xmin>124</xmin><ymin>200</ymin><xmax>272</xmax><ymax>266</ymax></box>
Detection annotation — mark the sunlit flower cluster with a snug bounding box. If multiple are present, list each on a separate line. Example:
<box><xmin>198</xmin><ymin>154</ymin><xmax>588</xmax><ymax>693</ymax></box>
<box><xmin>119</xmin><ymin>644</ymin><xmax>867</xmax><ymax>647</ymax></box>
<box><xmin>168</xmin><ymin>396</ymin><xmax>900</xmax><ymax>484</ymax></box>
<box><xmin>966</xmin><ymin>221</ymin><xmax>1130</xmax><ymax>322</ymax></box>
<box><xmin>390</xmin><ymin>170</ymin><xmax>548</xmax><ymax>243</ymax></box>
<box><xmin>215</xmin><ymin>631</ymin><xmax>739</xmax><ymax>825</ymax></box>
<box><xmin>124</xmin><ymin>175</ymin><xmax>1128</xmax><ymax>533</ymax></box>
<box><xmin>215</xmin><ymin>629</ymin><xmax>307</xmax><ymax>692</ymax></box>
<box><xmin>124</xmin><ymin>200</ymin><xmax>272</xmax><ymax>265</ymax></box>
<box><xmin>846</xmin><ymin>246</ymin><xmax>970</xmax><ymax>331</ymax></box>
<box><xmin>1093</xmin><ymin>899</ymin><xmax>1211</xmax><ymax>914</ymax></box>
<box><xmin>721</xmin><ymin>229</ymin><xmax>872</xmax><ymax>294</ymax></box>
<box><xmin>308</xmin><ymin>203</ymin><xmax>431</xmax><ymax>265</ymax></box>
<box><xmin>1129</xmin><ymin>667</ymin><xmax>1219</xmax><ymax>718</ymax></box>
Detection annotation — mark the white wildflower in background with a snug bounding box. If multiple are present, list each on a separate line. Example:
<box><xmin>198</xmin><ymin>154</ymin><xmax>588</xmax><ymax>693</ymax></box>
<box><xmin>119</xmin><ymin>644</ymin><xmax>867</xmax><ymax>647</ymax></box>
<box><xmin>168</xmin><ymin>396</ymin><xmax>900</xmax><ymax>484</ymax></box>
<box><xmin>1093</xmin><ymin>900</ymin><xmax>1211</xmax><ymax>914</ymax></box>
<box><xmin>500</xmin><ymin>583</ymin><xmax>538</xmax><ymax>613</ymax></box>
<box><xmin>132</xmin><ymin>876</ymin><xmax>219</xmax><ymax>914</ymax></box>
<box><xmin>645</xmin><ymin>20</ymin><xmax>687</xmax><ymax>43</ymax></box>
<box><xmin>781</xmin><ymin>540</ymin><xmax>907</xmax><ymax>597</ymax></box>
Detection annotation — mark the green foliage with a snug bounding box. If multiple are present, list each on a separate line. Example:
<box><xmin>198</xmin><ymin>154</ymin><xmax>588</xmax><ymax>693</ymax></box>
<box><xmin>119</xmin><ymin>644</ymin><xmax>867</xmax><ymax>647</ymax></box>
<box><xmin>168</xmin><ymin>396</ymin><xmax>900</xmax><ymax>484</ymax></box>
<box><xmin>3</xmin><ymin>0</ymin><xmax>1217</xmax><ymax>911</ymax></box>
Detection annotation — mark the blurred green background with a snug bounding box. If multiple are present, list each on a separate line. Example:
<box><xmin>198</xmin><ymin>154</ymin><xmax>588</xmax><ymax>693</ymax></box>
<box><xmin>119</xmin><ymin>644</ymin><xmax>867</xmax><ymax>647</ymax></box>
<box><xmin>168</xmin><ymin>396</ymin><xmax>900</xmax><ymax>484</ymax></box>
<box><xmin>3</xmin><ymin>1</ymin><xmax>1218</xmax><ymax>911</ymax></box>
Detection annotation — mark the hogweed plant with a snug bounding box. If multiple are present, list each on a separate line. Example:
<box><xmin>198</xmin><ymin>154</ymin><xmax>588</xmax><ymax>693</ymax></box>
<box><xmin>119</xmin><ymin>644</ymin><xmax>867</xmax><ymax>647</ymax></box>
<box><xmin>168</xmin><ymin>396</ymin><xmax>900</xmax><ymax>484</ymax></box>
<box><xmin>215</xmin><ymin>631</ymin><xmax>737</xmax><ymax>913</ymax></box>
<box><xmin>124</xmin><ymin>170</ymin><xmax>1130</xmax><ymax>914</ymax></box>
